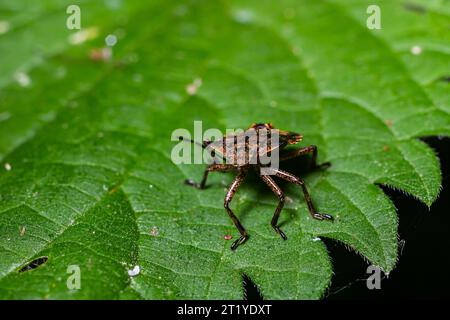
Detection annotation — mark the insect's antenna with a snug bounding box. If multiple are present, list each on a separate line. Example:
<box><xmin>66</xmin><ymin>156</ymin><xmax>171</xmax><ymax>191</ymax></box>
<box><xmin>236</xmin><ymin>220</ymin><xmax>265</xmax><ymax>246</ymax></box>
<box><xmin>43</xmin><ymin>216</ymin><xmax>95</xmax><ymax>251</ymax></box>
<box><xmin>178</xmin><ymin>136</ymin><xmax>211</xmax><ymax>149</ymax></box>
<box><xmin>178</xmin><ymin>136</ymin><xmax>226</xmax><ymax>163</ymax></box>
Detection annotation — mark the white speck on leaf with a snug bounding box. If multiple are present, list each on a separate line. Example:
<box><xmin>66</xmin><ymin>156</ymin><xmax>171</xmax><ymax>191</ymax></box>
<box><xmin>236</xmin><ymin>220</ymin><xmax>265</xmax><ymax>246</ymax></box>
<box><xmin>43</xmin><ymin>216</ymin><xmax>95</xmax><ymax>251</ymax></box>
<box><xmin>150</xmin><ymin>226</ymin><xmax>159</xmax><ymax>237</ymax></box>
<box><xmin>4</xmin><ymin>163</ymin><xmax>12</xmax><ymax>171</ymax></box>
<box><xmin>313</xmin><ymin>237</ymin><xmax>321</xmax><ymax>242</ymax></box>
<box><xmin>0</xmin><ymin>20</ymin><xmax>10</xmax><ymax>34</ymax></box>
<box><xmin>411</xmin><ymin>45</ymin><xmax>422</xmax><ymax>55</ymax></box>
<box><xmin>127</xmin><ymin>265</ymin><xmax>140</xmax><ymax>277</ymax></box>
<box><xmin>186</xmin><ymin>78</ymin><xmax>202</xmax><ymax>95</ymax></box>
<box><xmin>105</xmin><ymin>34</ymin><xmax>117</xmax><ymax>47</ymax></box>
<box><xmin>69</xmin><ymin>27</ymin><xmax>99</xmax><ymax>45</ymax></box>
<box><xmin>90</xmin><ymin>47</ymin><xmax>112</xmax><ymax>61</ymax></box>
<box><xmin>104</xmin><ymin>0</ymin><xmax>122</xmax><ymax>9</ymax></box>
<box><xmin>233</xmin><ymin>9</ymin><xmax>253</xmax><ymax>24</ymax></box>
<box><xmin>0</xmin><ymin>112</ymin><xmax>11</xmax><ymax>122</ymax></box>
<box><xmin>14</xmin><ymin>72</ymin><xmax>31</xmax><ymax>87</ymax></box>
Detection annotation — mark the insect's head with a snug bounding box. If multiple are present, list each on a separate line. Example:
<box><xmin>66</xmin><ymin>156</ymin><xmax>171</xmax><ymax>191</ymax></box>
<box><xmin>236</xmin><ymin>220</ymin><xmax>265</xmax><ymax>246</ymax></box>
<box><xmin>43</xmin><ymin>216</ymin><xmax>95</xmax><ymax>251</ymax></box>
<box><xmin>249</xmin><ymin>123</ymin><xmax>274</xmax><ymax>130</ymax></box>
<box><xmin>278</xmin><ymin>130</ymin><xmax>303</xmax><ymax>145</ymax></box>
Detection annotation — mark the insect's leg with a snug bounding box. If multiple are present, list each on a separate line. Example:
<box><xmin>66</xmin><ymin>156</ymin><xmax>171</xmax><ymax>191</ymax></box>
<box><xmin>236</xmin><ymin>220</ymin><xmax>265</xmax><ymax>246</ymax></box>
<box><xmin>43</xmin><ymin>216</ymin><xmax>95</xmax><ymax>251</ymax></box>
<box><xmin>260</xmin><ymin>174</ymin><xmax>287</xmax><ymax>240</ymax></box>
<box><xmin>280</xmin><ymin>145</ymin><xmax>330</xmax><ymax>169</ymax></box>
<box><xmin>224</xmin><ymin>170</ymin><xmax>249</xmax><ymax>250</ymax></box>
<box><xmin>185</xmin><ymin>164</ymin><xmax>234</xmax><ymax>189</ymax></box>
<box><xmin>273</xmin><ymin>169</ymin><xmax>333</xmax><ymax>221</ymax></box>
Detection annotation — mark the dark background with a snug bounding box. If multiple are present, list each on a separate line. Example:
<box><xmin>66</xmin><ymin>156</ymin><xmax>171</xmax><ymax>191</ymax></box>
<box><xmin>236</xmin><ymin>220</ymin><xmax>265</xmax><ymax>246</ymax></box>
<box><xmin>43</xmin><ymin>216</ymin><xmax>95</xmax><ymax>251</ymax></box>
<box><xmin>245</xmin><ymin>137</ymin><xmax>450</xmax><ymax>299</ymax></box>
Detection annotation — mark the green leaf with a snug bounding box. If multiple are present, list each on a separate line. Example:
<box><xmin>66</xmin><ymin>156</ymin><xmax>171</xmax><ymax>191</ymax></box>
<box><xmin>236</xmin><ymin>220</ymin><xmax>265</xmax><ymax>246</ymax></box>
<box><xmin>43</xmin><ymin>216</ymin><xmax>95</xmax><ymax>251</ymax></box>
<box><xmin>0</xmin><ymin>0</ymin><xmax>448</xmax><ymax>299</ymax></box>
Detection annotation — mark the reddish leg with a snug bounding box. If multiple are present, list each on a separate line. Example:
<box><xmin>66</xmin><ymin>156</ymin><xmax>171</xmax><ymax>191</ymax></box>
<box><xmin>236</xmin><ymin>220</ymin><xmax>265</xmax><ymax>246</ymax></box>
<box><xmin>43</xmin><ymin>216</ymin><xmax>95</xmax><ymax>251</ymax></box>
<box><xmin>273</xmin><ymin>169</ymin><xmax>333</xmax><ymax>221</ymax></box>
<box><xmin>260</xmin><ymin>175</ymin><xmax>287</xmax><ymax>240</ymax></box>
<box><xmin>224</xmin><ymin>170</ymin><xmax>249</xmax><ymax>250</ymax></box>
<box><xmin>185</xmin><ymin>164</ymin><xmax>235</xmax><ymax>189</ymax></box>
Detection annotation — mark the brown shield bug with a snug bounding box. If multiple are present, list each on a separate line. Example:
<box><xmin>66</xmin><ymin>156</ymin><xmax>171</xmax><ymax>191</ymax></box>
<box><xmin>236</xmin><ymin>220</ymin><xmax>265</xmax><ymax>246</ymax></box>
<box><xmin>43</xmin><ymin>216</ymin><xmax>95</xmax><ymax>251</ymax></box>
<box><xmin>180</xmin><ymin>123</ymin><xmax>332</xmax><ymax>250</ymax></box>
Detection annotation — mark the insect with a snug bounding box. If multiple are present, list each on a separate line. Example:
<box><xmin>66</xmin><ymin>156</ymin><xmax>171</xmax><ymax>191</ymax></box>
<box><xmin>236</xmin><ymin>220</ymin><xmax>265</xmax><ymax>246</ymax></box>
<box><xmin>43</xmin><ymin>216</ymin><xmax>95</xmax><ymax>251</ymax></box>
<box><xmin>179</xmin><ymin>123</ymin><xmax>333</xmax><ymax>250</ymax></box>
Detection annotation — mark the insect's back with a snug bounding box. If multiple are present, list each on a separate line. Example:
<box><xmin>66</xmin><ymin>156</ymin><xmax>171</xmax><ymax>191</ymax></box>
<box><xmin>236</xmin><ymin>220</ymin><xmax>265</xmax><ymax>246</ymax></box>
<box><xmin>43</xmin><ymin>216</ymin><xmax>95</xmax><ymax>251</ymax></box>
<box><xmin>207</xmin><ymin>128</ymin><xmax>286</xmax><ymax>166</ymax></box>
